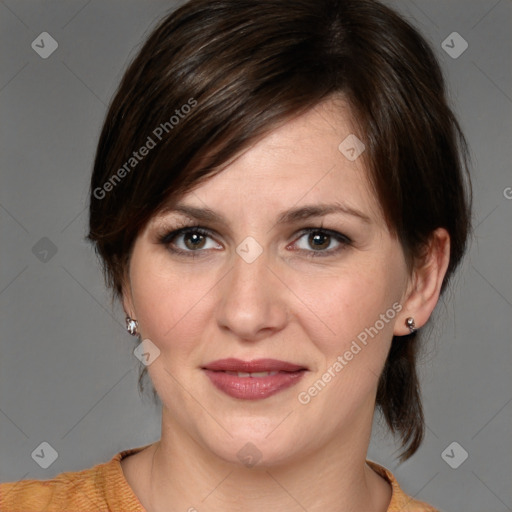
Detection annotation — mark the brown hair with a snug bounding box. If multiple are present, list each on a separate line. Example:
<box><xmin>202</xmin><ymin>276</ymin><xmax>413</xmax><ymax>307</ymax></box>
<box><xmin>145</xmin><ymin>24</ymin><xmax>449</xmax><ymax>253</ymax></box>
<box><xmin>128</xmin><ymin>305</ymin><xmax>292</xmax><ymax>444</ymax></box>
<box><xmin>87</xmin><ymin>0</ymin><xmax>472</xmax><ymax>461</ymax></box>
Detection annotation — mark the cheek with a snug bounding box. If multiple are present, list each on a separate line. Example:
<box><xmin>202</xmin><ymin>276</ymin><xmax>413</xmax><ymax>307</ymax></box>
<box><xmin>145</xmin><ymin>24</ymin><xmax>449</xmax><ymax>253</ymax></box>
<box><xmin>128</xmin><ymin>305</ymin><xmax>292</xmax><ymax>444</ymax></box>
<box><xmin>292</xmin><ymin>262</ymin><xmax>401</xmax><ymax>346</ymax></box>
<box><xmin>128</xmin><ymin>249</ymin><xmax>212</xmax><ymax>355</ymax></box>
<box><xmin>292</xmin><ymin>273</ymin><xmax>400</xmax><ymax>420</ymax></box>
<box><xmin>287</xmin><ymin>254</ymin><xmax>406</xmax><ymax>409</ymax></box>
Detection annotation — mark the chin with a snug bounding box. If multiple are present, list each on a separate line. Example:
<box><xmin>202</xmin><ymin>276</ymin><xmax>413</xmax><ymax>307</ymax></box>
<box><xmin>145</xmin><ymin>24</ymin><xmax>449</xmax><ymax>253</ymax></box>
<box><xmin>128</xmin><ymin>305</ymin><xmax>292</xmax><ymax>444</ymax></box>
<box><xmin>201</xmin><ymin>421</ymin><xmax>313</xmax><ymax>469</ymax></box>
<box><xmin>211</xmin><ymin>440</ymin><xmax>300</xmax><ymax>469</ymax></box>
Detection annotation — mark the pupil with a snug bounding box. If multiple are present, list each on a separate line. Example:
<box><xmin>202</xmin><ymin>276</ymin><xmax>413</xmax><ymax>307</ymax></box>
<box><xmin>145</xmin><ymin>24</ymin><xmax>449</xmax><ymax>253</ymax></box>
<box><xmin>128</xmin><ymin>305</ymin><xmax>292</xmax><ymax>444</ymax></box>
<box><xmin>310</xmin><ymin>233</ymin><xmax>329</xmax><ymax>250</ymax></box>
<box><xmin>185</xmin><ymin>233</ymin><xmax>205</xmax><ymax>250</ymax></box>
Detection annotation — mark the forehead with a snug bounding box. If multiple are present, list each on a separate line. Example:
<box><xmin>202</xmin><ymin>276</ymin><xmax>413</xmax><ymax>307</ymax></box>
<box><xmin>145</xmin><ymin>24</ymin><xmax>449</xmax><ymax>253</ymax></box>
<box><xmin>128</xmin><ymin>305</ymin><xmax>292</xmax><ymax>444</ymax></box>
<box><xmin>154</xmin><ymin>97</ymin><xmax>385</xmax><ymax>228</ymax></box>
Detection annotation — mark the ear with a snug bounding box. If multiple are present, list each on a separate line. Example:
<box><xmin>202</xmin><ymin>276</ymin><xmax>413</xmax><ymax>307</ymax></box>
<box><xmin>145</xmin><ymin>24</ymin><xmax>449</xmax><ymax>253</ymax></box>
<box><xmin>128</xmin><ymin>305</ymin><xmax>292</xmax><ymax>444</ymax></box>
<box><xmin>394</xmin><ymin>228</ymin><xmax>451</xmax><ymax>336</ymax></box>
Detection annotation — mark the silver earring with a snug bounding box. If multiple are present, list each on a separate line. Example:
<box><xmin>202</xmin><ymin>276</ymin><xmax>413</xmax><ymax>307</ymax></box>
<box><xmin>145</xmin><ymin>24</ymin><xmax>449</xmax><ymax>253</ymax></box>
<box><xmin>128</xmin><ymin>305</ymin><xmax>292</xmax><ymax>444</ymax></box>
<box><xmin>126</xmin><ymin>316</ymin><xmax>139</xmax><ymax>336</ymax></box>
<box><xmin>405</xmin><ymin>317</ymin><xmax>416</xmax><ymax>334</ymax></box>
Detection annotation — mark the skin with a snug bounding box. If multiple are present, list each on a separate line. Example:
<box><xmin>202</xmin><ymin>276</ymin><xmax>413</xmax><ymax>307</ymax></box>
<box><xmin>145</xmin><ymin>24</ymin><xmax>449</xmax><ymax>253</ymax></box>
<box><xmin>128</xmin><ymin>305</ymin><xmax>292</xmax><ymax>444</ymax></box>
<box><xmin>121</xmin><ymin>97</ymin><xmax>450</xmax><ymax>512</ymax></box>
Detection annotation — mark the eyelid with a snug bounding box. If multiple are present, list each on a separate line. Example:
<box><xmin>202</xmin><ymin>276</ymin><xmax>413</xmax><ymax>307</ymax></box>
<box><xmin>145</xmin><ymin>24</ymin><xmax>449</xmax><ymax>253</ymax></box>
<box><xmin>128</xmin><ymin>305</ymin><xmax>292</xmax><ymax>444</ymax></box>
<box><xmin>157</xmin><ymin>224</ymin><xmax>212</xmax><ymax>245</ymax></box>
<box><xmin>158</xmin><ymin>225</ymin><xmax>223</xmax><ymax>255</ymax></box>
<box><xmin>290</xmin><ymin>227</ymin><xmax>352</xmax><ymax>257</ymax></box>
<box><xmin>294</xmin><ymin>227</ymin><xmax>352</xmax><ymax>244</ymax></box>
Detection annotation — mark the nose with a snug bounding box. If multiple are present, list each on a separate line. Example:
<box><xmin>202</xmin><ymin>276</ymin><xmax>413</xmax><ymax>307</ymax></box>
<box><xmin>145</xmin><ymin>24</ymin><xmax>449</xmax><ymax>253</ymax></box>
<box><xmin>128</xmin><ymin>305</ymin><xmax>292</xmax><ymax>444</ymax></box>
<box><xmin>216</xmin><ymin>247</ymin><xmax>289</xmax><ymax>342</ymax></box>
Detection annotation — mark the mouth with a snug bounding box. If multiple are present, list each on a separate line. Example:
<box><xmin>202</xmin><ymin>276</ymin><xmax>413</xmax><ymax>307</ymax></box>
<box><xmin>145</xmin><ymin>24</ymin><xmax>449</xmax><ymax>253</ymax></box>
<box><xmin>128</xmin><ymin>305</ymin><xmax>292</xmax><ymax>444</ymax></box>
<box><xmin>202</xmin><ymin>358</ymin><xmax>308</xmax><ymax>400</ymax></box>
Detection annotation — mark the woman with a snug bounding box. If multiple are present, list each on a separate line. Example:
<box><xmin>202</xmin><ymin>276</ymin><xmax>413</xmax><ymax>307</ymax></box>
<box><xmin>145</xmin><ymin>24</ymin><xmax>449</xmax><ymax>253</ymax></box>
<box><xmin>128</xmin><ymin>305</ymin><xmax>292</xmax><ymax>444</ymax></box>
<box><xmin>0</xmin><ymin>0</ymin><xmax>471</xmax><ymax>510</ymax></box>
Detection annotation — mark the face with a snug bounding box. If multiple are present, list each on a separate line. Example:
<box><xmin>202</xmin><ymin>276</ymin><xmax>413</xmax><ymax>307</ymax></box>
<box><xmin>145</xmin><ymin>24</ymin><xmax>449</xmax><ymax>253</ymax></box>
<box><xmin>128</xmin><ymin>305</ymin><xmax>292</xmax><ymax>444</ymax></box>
<box><xmin>123</xmin><ymin>98</ymin><xmax>412</xmax><ymax>467</ymax></box>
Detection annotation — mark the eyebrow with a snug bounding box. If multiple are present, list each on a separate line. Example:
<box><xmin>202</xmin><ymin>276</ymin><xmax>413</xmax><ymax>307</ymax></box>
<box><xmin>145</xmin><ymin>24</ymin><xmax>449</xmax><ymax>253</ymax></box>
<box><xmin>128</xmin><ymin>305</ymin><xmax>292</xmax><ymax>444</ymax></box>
<box><xmin>160</xmin><ymin>202</ymin><xmax>372</xmax><ymax>225</ymax></box>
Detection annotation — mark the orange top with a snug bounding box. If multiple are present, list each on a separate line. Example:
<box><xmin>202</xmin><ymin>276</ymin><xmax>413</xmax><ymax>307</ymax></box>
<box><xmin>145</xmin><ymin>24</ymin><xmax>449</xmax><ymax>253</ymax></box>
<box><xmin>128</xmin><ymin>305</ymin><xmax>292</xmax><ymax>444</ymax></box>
<box><xmin>1</xmin><ymin>444</ymin><xmax>439</xmax><ymax>511</ymax></box>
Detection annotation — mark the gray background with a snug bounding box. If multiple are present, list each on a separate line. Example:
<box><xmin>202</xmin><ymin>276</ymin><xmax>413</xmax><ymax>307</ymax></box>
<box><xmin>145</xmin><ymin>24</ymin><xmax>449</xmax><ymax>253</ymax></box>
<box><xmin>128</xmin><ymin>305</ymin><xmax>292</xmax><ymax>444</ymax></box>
<box><xmin>0</xmin><ymin>1</ymin><xmax>511</xmax><ymax>511</ymax></box>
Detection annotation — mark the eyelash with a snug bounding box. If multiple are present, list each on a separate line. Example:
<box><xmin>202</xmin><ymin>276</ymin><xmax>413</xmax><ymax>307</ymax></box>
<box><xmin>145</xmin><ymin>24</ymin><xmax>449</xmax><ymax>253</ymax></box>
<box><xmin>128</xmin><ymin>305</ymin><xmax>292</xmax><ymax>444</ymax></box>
<box><xmin>157</xmin><ymin>224</ymin><xmax>352</xmax><ymax>258</ymax></box>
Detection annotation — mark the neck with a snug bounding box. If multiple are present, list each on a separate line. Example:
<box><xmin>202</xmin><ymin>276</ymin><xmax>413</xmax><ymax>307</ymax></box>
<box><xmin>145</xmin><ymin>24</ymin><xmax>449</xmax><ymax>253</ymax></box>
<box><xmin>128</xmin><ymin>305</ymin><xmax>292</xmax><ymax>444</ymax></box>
<box><xmin>144</xmin><ymin>407</ymin><xmax>391</xmax><ymax>512</ymax></box>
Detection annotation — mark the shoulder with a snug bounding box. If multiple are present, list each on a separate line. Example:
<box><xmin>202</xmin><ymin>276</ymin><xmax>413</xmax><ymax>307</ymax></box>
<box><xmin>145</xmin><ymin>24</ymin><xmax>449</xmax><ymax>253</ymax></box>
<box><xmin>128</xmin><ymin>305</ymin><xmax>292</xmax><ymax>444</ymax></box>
<box><xmin>0</xmin><ymin>445</ymin><xmax>150</xmax><ymax>512</ymax></box>
<box><xmin>1</xmin><ymin>466</ymin><xmax>104</xmax><ymax>512</ymax></box>
<box><xmin>366</xmin><ymin>460</ymin><xmax>440</xmax><ymax>512</ymax></box>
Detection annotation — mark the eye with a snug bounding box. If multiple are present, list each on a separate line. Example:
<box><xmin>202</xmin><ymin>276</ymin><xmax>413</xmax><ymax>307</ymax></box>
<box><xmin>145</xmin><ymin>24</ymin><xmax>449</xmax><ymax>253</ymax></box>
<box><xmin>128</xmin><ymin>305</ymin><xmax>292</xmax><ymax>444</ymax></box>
<box><xmin>158</xmin><ymin>226</ymin><xmax>222</xmax><ymax>256</ymax></box>
<box><xmin>158</xmin><ymin>225</ymin><xmax>352</xmax><ymax>258</ymax></box>
<box><xmin>290</xmin><ymin>228</ymin><xmax>352</xmax><ymax>257</ymax></box>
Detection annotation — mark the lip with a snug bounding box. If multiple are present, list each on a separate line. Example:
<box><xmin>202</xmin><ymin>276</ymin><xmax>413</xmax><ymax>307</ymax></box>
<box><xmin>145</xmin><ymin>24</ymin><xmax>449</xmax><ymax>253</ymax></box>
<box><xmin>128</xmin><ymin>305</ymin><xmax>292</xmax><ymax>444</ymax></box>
<box><xmin>203</xmin><ymin>358</ymin><xmax>306</xmax><ymax>372</ymax></box>
<box><xmin>202</xmin><ymin>358</ymin><xmax>307</xmax><ymax>400</ymax></box>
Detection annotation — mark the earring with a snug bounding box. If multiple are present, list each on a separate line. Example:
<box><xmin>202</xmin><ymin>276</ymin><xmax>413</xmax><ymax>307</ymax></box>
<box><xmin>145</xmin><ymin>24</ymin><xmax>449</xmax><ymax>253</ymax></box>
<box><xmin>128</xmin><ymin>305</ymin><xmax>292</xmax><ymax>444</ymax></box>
<box><xmin>126</xmin><ymin>316</ymin><xmax>139</xmax><ymax>336</ymax></box>
<box><xmin>405</xmin><ymin>317</ymin><xmax>417</xmax><ymax>334</ymax></box>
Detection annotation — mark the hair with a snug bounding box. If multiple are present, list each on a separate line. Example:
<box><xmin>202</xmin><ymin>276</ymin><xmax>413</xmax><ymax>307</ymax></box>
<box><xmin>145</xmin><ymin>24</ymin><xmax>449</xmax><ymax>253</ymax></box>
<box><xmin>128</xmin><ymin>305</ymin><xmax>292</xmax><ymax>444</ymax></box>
<box><xmin>87</xmin><ymin>0</ymin><xmax>472</xmax><ymax>462</ymax></box>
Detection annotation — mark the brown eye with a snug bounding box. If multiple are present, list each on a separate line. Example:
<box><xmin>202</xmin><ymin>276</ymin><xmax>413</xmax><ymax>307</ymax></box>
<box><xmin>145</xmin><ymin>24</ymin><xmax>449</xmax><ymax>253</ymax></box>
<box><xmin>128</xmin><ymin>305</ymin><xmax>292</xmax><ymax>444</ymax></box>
<box><xmin>308</xmin><ymin>232</ymin><xmax>330</xmax><ymax>250</ymax></box>
<box><xmin>158</xmin><ymin>226</ymin><xmax>222</xmax><ymax>256</ymax></box>
<box><xmin>291</xmin><ymin>228</ymin><xmax>352</xmax><ymax>258</ymax></box>
<box><xmin>183</xmin><ymin>232</ymin><xmax>207</xmax><ymax>250</ymax></box>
